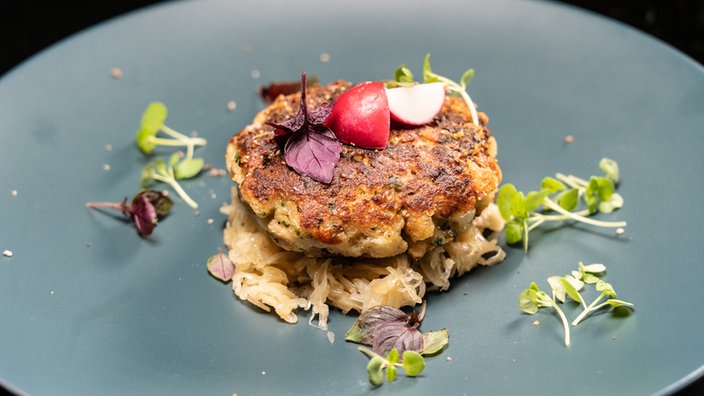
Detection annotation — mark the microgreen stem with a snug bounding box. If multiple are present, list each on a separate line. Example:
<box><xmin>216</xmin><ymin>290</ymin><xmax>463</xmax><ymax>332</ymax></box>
<box><xmin>571</xmin><ymin>291</ymin><xmax>637</xmax><ymax>327</ymax></box>
<box><xmin>535</xmin><ymin>293</ymin><xmax>571</xmax><ymax>347</ymax></box>
<box><xmin>85</xmin><ymin>202</ymin><xmax>124</xmax><ymax>211</ymax></box>
<box><xmin>358</xmin><ymin>346</ymin><xmax>378</xmax><ymax>360</ymax></box>
<box><xmin>542</xmin><ymin>198</ymin><xmax>627</xmax><ymax>228</ymax></box>
<box><xmin>553</xmin><ymin>301</ymin><xmax>571</xmax><ymax>347</ymax></box>
<box><xmin>571</xmin><ymin>294</ymin><xmax>605</xmax><ymax>327</ymax></box>
<box><xmin>150</xmin><ymin>173</ymin><xmax>198</xmax><ymax>209</ymax></box>
<box><xmin>433</xmin><ymin>75</ymin><xmax>479</xmax><ymax>126</ymax></box>
<box><xmin>147</xmin><ymin>136</ymin><xmax>203</xmax><ymax>148</ymax></box>
<box><xmin>161</xmin><ymin>124</ymin><xmax>207</xmax><ymax>146</ymax></box>
<box><xmin>526</xmin><ymin>217</ymin><xmax>545</xmax><ymax>232</ymax></box>
<box><xmin>185</xmin><ymin>142</ymin><xmax>195</xmax><ymax>161</ymax></box>
<box><xmin>555</xmin><ymin>172</ymin><xmax>589</xmax><ymax>189</ymax></box>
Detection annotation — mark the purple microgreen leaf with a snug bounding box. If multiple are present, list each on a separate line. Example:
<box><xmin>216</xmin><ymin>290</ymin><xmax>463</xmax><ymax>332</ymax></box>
<box><xmin>345</xmin><ymin>305</ymin><xmax>408</xmax><ymax>345</ymax></box>
<box><xmin>266</xmin><ymin>112</ymin><xmax>306</xmax><ymax>137</ymax></box>
<box><xmin>307</xmin><ymin>101</ymin><xmax>334</xmax><ymax>125</ymax></box>
<box><xmin>265</xmin><ymin>72</ymin><xmax>311</xmax><ymax>136</ymax></box>
<box><xmin>86</xmin><ymin>189</ymin><xmax>173</xmax><ymax>238</ymax></box>
<box><xmin>135</xmin><ymin>190</ymin><xmax>174</xmax><ymax>220</ymax></box>
<box><xmin>372</xmin><ymin>321</ymin><xmax>423</xmax><ymax>358</ymax></box>
<box><xmin>264</xmin><ymin>72</ymin><xmax>340</xmax><ymax>183</ymax></box>
<box><xmin>130</xmin><ymin>194</ymin><xmax>158</xmax><ymax>237</ymax></box>
<box><xmin>362</xmin><ymin>306</ymin><xmax>415</xmax><ymax>330</ymax></box>
<box><xmin>345</xmin><ymin>305</ymin><xmax>425</xmax><ymax>358</ymax></box>
<box><xmin>207</xmin><ymin>248</ymin><xmax>235</xmax><ymax>282</ymax></box>
<box><xmin>284</xmin><ymin>128</ymin><xmax>341</xmax><ymax>183</ymax></box>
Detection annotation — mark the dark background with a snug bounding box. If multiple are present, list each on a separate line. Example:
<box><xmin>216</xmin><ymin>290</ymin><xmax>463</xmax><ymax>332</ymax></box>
<box><xmin>0</xmin><ymin>0</ymin><xmax>702</xmax><ymax>395</ymax></box>
<box><xmin>0</xmin><ymin>0</ymin><xmax>702</xmax><ymax>76</ymax></box>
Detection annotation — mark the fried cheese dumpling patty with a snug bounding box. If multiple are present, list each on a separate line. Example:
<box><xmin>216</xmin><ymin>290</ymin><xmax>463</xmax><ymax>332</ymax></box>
<box><xmin>226</xmin><ymin>80</ymin><xmax>501</xmax><ymax>259</ymax></box>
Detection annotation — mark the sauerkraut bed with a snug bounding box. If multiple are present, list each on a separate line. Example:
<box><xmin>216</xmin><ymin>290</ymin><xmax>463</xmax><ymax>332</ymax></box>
<box><xmin>221</xmin><ymin>187</ymin><xmax>505</xmax><ymax>330</ymax></box>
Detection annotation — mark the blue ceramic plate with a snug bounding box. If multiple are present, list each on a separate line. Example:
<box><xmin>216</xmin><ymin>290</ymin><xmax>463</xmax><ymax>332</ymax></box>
<box><xmin>1</xmin><ymin>0</ymin><xmax>703</xmax><ymax>394</ymax></box>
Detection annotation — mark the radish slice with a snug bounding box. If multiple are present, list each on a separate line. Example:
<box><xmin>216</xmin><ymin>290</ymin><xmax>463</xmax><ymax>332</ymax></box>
<box><xmin>385</xmin><ymin>82</ymin><xmax>446</xmax><ymax>126</ymax></box>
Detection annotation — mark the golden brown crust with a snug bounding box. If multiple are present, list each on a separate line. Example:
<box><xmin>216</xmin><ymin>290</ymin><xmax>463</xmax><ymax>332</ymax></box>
<box><xmin>226</xmin><ymin>80</ymin><xmax>501</xmax><ymax>258</ymax></box>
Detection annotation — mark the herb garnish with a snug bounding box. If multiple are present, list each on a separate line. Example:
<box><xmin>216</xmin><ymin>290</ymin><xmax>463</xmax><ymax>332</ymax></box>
<box><xmin>566</xmin><ymin>262</ymin><xmax>634</xmax><ymax>326</ymax></box>
<box><xmin>519</xmin><ymin>282</ymin><xmax>573</xmax><ymax>347</ymax></box>
<box><xmin>345</xmin><ymin>302</ymin><xmax>448</xmax><ymax>386</ymax></box>
<box><xmin>346</xmin><ymin>304</ymin><xmax>423</xmax><ymax>356</ymax></box>
<box><xmin>358</xmin><ymin>347</ymin><xmax>425</xmax><ymax>387</ymax></box>
<box><xmin>518</xmin><ymin>262</ymin><xmax>634</xmax><ymax>347</ymax></box>
<box><xmin>206</xmin><ymin>248</ymin><xmax>235</xmax><ymax>282</ymax></box>
<box><xmin>135</xmin><ymin>101</ymin><xmax>207</xmax><ymax>154</ymax></box>
<box><xmin>135</xmin><ymin>102</ymin><xmax>207</xmax><ymax>208</ymax></box>
<box><xmin>85</xmin><ymin>189</ymin><xmax>173</xmax><ymax>237</ymax></box>
<box><xmin>389</xmin><ymin>53</ymin><xmax>479</xmax><ymax>126</ymax></box>
<box><xmin>265</xmin><ymin>72</ymin><xmax>341</xmax><ymax>184</ymax></box>
<box><xmin>497</xmin><ymin>158</ymin><xmax>626</xmax><ymax>251</ymax></box>
<box><xmin>141</xmin><ymin>151</ymin><xmax>204</xmax><ymax>209</ymax></box>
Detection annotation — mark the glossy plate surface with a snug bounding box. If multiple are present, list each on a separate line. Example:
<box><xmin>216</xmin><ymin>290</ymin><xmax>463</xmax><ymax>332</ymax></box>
<box><xmin>1</xmin><ymin>0</ymin><xmax>703</xmax><ymax>394</ymax></box>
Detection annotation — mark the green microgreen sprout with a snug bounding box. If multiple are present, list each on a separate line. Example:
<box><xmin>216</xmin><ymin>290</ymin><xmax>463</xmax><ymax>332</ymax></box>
<box><xmin>571</xmin><ymin>279</ymin><xmax>634</xmax><ymax>326</ymax></box>
<box><xmin>135</xmin><ymin>102</ymin><xmax>207</xmax><ymax>209</ymax></box>
<box><xmin>547</xmin><ymin>274</ymin><xmax>585</xmax><ymax>307</ymax></box>
<box><xmin>388</xmin><ymin>53</ymin><xmax>479</xmax><ymax>126</ymax></box>
<box><xmin>571</xmin><ymin>262</ymin><xmax>607</xmax><ymax>285</ymax></box>
<box><xmin>135</xmin><ymin>101</ymin><xmax>207</xmax><ymax>154</ymax></box>
<box><xmin>497</xmin><ymin>158</ymin><xmax>626</xmax><ymax>251</ymax></box>
<box><xmin>519</xmin><ymin>262</ymin><xmax>634</xmax><ymax>347</ymax></box>
<box><xmin>519</xmin><ymin>281</ymin><xmax>572</xmax><ymax>347</ymax></box>
<box><xmin>358</xmin><ymin>347</ymin><xmax>425</xmax><ymax>387</ymax></box>
<box><xmin>141</xmin><ymin>151</ymin><xmax>204</xmax><ymax>209</ymax></box>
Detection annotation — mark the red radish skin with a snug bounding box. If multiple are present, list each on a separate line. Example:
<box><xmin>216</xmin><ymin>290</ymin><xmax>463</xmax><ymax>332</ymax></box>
<box><xmin>386</xmin><ymin>82</ymin><xmax>446</xmax><ymax>126</ymax></box>
<box><xmin>324</xmin><ymin>81</ymin><xmax>390</xmax><ymax>149</ymax></box>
